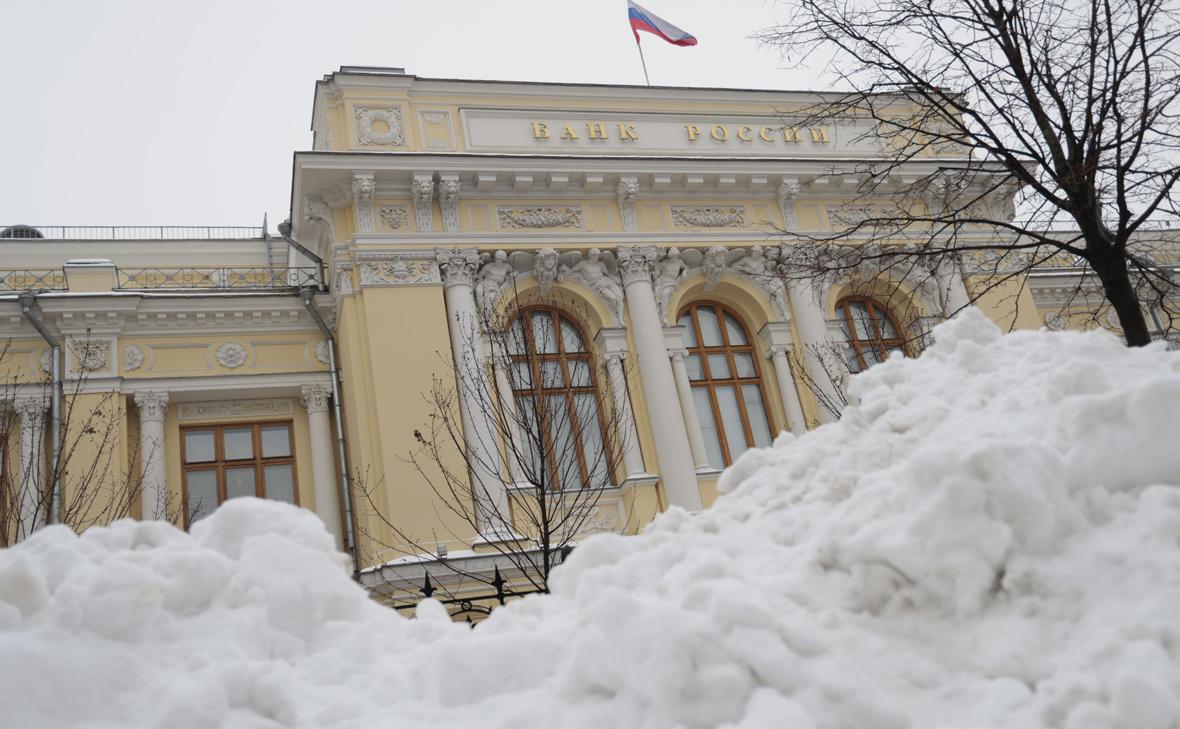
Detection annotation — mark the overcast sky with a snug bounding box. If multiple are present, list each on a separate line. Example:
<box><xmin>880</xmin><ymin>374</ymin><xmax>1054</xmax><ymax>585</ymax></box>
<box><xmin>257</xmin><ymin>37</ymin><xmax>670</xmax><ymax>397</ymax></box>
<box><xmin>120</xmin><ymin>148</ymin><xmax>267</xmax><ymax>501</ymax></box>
<box><xmin>0</xmin><ymin>1</ymin><xmax>814</xmax><ymax>229</ymax></box>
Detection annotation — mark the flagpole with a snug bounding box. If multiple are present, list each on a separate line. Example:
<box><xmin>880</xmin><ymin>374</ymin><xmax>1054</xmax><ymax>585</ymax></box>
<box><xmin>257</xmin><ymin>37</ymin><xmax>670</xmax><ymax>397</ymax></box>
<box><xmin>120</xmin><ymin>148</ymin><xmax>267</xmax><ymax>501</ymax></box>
<box><xmin>634</xmin><ymin>37</ymin><xmax>651</xmax><ymax>86</ymax></box>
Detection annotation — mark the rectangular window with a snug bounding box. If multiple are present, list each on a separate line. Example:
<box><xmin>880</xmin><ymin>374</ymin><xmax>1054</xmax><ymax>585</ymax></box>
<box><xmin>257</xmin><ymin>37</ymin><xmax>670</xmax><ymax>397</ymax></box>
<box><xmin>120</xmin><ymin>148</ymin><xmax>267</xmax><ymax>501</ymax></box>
<box><xmin>181</xmin><ymin>421</ymin><xmax>298</xmax><ymax>527</ymax></box>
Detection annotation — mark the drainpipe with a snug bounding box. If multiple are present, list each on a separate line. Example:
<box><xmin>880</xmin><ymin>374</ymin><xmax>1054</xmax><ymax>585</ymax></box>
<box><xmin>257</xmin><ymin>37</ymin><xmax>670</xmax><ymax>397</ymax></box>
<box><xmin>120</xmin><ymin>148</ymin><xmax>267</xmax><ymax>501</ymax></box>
<box><xmin>18</xmin><ymin>294</ymin><xmax>61</xmax><ymax>525</ymax></box>
<box><xmin>301</xmin><ymin>288</ymin><xmax>357</xmax><ymax>574</ymax></box>
<box><xmin>277</xmin><ymin>219</ymin><xmax>327</xmax><ymax>291</ymax></box>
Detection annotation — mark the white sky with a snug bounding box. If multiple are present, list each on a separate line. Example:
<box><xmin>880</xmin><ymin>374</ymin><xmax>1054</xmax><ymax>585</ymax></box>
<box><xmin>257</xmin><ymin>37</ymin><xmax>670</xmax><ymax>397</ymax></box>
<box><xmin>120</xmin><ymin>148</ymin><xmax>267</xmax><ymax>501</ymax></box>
<box><xmin>0</xmin><ymin>0</ymin><xmax>810</xmax><ymax>229</ymax></box>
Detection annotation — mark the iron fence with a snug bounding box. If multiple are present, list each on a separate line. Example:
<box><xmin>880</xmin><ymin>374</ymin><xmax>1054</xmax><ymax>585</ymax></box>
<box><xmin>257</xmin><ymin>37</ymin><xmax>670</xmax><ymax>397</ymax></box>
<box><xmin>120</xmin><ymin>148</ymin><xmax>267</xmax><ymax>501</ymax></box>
<box><xmin>0</xmin><ymin>269</ymin><xmax>68</xmax><ymax>292</ymax></box>
<box><xmin>390</xmin><ymin>566</ymin><xmax>544</xmax><ymax>624</ymax></box>
<box><xmin>0</xmin><ymin>225</ymin><xmax>265</xmax><ymax>240</ymax></box>
<box><xmin>116</xmin><ymin>267</ymin><xmax>319</xmax><ymax>290</ymax></box>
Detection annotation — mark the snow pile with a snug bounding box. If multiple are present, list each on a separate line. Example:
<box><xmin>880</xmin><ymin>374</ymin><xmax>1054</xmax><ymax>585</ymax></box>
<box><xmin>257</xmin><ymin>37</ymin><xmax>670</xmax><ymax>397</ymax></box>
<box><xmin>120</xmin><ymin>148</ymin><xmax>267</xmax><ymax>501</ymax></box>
<box><xmin>3</xmin><ymin>309</ymin><xmax>1180</xmax><ymax>729</ymax></box>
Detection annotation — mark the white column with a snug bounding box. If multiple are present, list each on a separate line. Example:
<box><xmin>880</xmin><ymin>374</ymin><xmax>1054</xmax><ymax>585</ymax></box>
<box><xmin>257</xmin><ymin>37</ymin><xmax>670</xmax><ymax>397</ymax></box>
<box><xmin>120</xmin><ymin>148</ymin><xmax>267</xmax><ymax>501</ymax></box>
<box><xmin>14</xmin><ymin>395</ymin><xmax>47</xmax><ymax>536</ymax></box>
<box><xmin>301</xmin><ymin>383</ymin><xmax>344</xmax><ymax>548</ymax></box>
<box><xmin>617</xmin><ymin>246</ymin><xmax>702</xmax><ymax>510</ymax></box>
<box><xmin>758</xmin><ymin>321</ymin><xmax>807</xmax><ymax>436</ymax></box>
<box><xmin>133</xmin><ymin>390</ymin><xmax>169</xmax><ymax>520</ymax></box>
<box><xmin>668</xmin><ymin>347</ymin><xmax>712</xmax><ymax>470</ymax></box>
<box><xmin>490</xmin><ymin>356</ymin><xmax>527</xmax><ymax>486</ymax></box>
<box><xmin>936</xmin><ymin>257</ymin><xmax>972</xmax><ymax>316</ymax></box>
<box><xmin>788</xmin><ymin>277</ymin><xmax>841</xmax><ymax>425</ymax></box>
<box><xmin>436</xmin><ymin>248</ymin><xmax>513</xmax><ymax>538</ymax></box>
<box><xmin>603</xmin><ymin>351</ymin><xmax>647</xmax><ymax>478</ymax></box>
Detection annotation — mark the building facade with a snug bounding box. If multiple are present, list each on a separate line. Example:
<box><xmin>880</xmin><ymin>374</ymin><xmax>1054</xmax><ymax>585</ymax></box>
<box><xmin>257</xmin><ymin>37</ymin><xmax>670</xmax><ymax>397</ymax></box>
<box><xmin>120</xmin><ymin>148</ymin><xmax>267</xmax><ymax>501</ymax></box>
<box><xmin>2</xmin><ymin>67</ymin><xmax>1175</xmax><ymax>605</ymax></box>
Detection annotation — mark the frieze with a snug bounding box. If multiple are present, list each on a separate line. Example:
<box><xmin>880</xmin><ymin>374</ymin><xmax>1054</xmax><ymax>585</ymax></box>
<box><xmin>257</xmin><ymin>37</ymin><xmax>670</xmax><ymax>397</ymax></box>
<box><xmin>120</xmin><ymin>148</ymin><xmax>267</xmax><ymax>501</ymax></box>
<box><xmin>671</xmin><ymin>206</ymin><xmax>746</xmax><ymax>228</ymax></box>
<box><xmin>358</xmin><ymin>254</ymin><xmax>441</xmax><ymax>287</ymax></box>
<box><xmin>497</xmin><ymin>206</ymin><xmax>584</xmax><ymax>229</ymax></box>
<box><xmin>355</xmin><ymin>107</ymin><xmax>404</xmax><ymax>146</ymax></box>
<box><xmin>379</xmin><ymin>205</ymin><xmax>409</xmax><ymax>230</ymax></box>
<box><xmin>178</xmin><ymin>398</ymin><xmax>294</xmax><ymax>421</ymax></box>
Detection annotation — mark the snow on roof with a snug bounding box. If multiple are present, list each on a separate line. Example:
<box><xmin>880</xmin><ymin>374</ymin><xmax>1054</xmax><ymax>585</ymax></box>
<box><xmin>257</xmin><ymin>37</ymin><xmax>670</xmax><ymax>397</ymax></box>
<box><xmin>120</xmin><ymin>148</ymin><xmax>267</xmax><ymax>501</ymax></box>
<box><xmin>2</xmin><ymin>308</ymin><xmax>1179</xmax><ymax>727</ymax></box>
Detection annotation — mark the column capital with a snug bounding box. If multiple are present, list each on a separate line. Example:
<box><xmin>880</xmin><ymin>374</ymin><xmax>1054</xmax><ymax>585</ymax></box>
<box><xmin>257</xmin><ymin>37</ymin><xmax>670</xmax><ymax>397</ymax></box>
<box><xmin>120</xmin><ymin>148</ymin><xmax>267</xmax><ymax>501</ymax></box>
<box><xmin>301</xmin><ymin>383</ymin><xmax>332</xmax><ymax>414</ymax></box>
<box><xmin>13</xmin><ymin>395</ymin><xmax>48</xmax><ymax>421</ymax></box>
<box><xmin>435</xmin><ymin>247</ymin><xmax>481</xmax><ymax>288</ymax></box>
<box><xmin>616</xmin><ymin>245</ymin><xmax>658</xmax><ymax>286</ymax></box>
<box><xmin>133</xmin><ymin>390</ymin><xmax>170</xmax><ymax>423</ymax></box>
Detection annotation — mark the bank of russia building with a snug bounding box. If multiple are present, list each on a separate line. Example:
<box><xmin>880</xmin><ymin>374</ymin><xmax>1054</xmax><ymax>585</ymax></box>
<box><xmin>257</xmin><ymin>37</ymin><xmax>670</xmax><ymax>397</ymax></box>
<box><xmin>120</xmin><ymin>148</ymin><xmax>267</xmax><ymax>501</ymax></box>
<box><xmin>0</xmin><ymin>67</ymin><xmax>1068</xmax><ymax>580</ymax></box>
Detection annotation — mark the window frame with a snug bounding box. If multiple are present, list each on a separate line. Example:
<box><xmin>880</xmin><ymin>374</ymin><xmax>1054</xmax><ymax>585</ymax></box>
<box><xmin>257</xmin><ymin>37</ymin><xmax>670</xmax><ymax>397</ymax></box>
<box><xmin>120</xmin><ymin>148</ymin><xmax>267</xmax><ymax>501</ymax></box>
<box><xmin>836</xmin><ymin>295</ymin><xmax>909</xmax><ymax>372</ymax></box>
<box><xmin>508</xmin><ymin>306</ymin><xmax>614</xmax><ymax>491</ymax></box>
<box><xmin>677</xmin><ymin>301</ymin><xmax>776</xmax><ymax>466</ymax></box>
<box><xmin>180</xmin><ymin>420</ymin><xmax>298</xmax><ymax>527</ymax></box>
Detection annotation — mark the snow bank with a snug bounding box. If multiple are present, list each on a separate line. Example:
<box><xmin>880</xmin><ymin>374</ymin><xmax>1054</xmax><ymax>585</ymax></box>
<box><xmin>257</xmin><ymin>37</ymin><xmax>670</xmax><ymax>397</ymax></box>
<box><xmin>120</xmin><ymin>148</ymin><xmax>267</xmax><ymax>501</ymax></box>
<box><xmin>3</xmin><ymin>309</ymin><xmax>1179</xmax><ymax>729</ymax></box>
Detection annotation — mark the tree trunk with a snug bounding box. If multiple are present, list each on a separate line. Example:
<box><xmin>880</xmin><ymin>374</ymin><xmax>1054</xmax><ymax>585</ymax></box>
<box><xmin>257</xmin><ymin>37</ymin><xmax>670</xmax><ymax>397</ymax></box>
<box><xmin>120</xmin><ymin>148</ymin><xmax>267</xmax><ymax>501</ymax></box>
<box><xmin>1091</xmin><ymin>252</ymin><xmax>1153</xmax><ymax>346</ymax></box>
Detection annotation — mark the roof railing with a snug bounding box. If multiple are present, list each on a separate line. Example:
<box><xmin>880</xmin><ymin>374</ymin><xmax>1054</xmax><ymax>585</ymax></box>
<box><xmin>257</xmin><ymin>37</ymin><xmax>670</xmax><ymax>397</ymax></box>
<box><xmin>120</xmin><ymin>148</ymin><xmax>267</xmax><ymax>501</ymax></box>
<box><xmin>0</xmin><ymin>226</ymin><xmax>265</xmax><ymax>241</ymax></box>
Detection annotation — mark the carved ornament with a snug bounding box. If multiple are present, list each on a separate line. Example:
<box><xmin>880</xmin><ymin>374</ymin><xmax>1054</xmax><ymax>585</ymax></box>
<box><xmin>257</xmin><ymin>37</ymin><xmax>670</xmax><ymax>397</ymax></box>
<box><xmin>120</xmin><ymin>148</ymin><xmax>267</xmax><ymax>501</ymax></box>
<box><xmin>671</xmin><ymin>206</ymin><xmax>746</xmax><ymax>228</ymax></box>
<box><xmin>497</xmin><ymin>206</ymin><xmax>584</xmax><ymax>229</ymax></box>
<box><xmin>355</xmin><ymin>107</ymin><xmax>404</xmax><ymax>146</ymax></box>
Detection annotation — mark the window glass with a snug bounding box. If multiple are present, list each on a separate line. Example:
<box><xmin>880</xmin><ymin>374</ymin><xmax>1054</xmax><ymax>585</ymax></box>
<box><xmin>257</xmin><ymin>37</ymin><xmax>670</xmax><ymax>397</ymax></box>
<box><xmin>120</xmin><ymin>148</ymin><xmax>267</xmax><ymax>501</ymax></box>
<box><xmin>733</xmin><ymin>352</ymin><xmax>757</xmax><ymax>378</ymax></box>
<box><xmin>678</xmin><ymin>314</ymin><xmax>698</xmax><ymax>347</ymax></box>
<box><xmin>714</xmin><ymin>386</ymin><xmax>750</xmax><ymax>455</ymax></box>
<box><xmin>568</xmin><ymin>359</ymin><xmax>591</xmax><ymax>387</ymax></box>
<box><xmin>850</xmin><ymin>303</ymin><xmax>874</xmax><ymax>340</ymax></box>
<box><xmin>185</xmin><ymin>470</ymin><xmax>217</xmax><ymax>524</ymax></box>
<box><xmin>532</xmin><ymin>311</ymin><xmax>558</xmax><ymax>353</ymax></box>
<box><xmin>723</xmin><ymin>313</ymin><xmax>748</xmax><ymax>345</ymax></box>
<box><xmin>507</xmin><ymin>320</ymin><xmax>526</xmax><ymax>356</ymax></box>
<box><xmin>685</xmin><ymin>354</ymin><xmax>703</xmax><ymax>381</ymax></box>
<box><xmin>541</xmin><ymin>361</ymin><xmax>564</xmax><ymax>389</ymax></box>
<box><xmin>546</xmin><ymin>395</ymin><xmax>579</xmax><ymax>489</ymax></box>
<box><xmin>560</xmin><ymin>317</ymin><xmax>585</xmax><ymax>352</ymax></box>
<box><xmin>225</xmin><ymin>467</ymin><xmax>256</xmax><ymax>500</ymax></box>
<box><xmin>696</xmin><ymin>306</ymin><xmax>723</xmax><ymax>346</ymax></box>
<box><xmin>184</xmin><ymin>430</ymin><xmax>215</xmax><ymax>463</ymax></box>
<box><xmin>693</xmin><ymin>388</ymin><xmax>725</xmax><ymax>468</ymax></box>
<box><xmin>512</xmin><ymin>361</ymin><xmax>533</xmax><ymax>390</ymax></box>
<box><xmin>223</xmin><ymin>428</ymin><xmax>253</xmax><ymax>460</ymax></box>
<box><xmin>260</xmin><ymin>425</ymin><xmax>291</xmax><ymax>458</ymax></box>
<box><xmin>742</xmin><ymin>385</ymin><xmax>773</xmax><ymax>448</ymax></box>
<box><xmin>264</xmin><ymin>465</ymin><xmax>295</xmax><ymax>504</ymax></box>
<box><xmin>707</xmin><ymin>353</ymin><xmax>731</xmax><ymax>379</ymax></box>
<box><xmin>575</xmin><ymin>394</ymin><xmax>610</xmax><ymax>488</ymax></box>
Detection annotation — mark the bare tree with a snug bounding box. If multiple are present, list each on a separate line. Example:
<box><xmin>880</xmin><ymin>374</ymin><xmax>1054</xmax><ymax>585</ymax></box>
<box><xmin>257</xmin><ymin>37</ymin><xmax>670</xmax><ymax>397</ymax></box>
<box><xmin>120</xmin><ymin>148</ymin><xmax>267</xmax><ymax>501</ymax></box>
<box><xmin>757</xmin><ymin>0</ymin><xmax>1180</xmax><ymax>345</ymax></box>
<box><xmin>356</xmin><ymin>285</ymin><xmax>638</xmax><ymax>601</ymax></box>
<box><xmin>1</xmin><ymin>334</ymin><xmax>154</xmax><ymax>546</ymax></box>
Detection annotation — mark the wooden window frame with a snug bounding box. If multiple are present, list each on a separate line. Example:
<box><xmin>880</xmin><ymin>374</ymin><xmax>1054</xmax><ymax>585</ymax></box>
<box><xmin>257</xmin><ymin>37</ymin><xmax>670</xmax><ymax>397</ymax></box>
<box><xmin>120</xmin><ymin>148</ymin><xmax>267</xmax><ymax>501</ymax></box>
<box><xmin>678</xmin><ymin>301</ymin><xmax>776</xmax><ymax>466</ymax></box>
<box><xmin>836</xmin><ymin>296</ymin><xmax>909</xmax><ymax>372</ymax></box>
<box><xmin>509</xmin><ymin>306</ymin><xmax>614</xmax><ymax>491</ymax></box>
<box><xmin>180</xmin><ymin>420</ymin><xmax>298</xmax><ymax>527</ymax></box>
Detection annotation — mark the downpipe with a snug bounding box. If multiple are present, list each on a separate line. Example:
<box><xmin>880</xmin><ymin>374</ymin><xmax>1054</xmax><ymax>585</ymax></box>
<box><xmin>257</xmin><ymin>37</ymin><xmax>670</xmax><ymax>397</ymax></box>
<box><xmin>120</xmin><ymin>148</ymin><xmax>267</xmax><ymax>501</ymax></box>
<box><xmin>301</xmin><ymin>288</ymin><xmax>359</xmax><ymax>575</ymax></box>
<box><xmin>18</xmin><ymin>294</ymin><xmax>62</xmax><ymax>525</ymax></box>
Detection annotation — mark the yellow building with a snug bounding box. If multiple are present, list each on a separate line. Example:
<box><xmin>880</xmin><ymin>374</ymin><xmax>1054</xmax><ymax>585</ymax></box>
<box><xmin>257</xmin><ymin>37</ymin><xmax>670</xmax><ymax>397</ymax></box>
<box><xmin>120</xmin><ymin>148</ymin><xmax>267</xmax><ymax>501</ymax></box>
<box><xmin>2</xmin><ymin>67</ymin><xmax>1176</xmax><ymax>610</ymax></box>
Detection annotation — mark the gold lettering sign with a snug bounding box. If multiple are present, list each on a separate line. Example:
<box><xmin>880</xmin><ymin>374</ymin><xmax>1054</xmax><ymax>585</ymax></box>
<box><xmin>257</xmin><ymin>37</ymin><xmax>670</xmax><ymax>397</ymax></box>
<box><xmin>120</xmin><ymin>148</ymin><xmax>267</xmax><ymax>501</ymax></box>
<box><xmin>525</xmin><ymin>120</ymin><xmax>831</xmax><ymax>147</ymax></box>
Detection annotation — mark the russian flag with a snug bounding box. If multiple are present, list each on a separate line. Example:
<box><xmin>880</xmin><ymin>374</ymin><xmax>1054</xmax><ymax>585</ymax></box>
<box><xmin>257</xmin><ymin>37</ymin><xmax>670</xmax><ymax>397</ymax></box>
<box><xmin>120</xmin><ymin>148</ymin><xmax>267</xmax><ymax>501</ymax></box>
<box><xmin>628</xmin><ymin>1</ymin><xmax>698</xmax><ymax>46</ymax></box>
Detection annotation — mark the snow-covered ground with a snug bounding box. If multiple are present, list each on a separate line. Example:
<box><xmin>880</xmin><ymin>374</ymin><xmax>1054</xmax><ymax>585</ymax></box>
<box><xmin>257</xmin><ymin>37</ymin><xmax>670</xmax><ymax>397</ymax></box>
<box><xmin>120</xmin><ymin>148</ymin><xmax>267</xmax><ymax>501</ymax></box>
<box><xmin>2</xmin><ymin>309</ymin><xmax>1179</xmax><ymax>729</ymax></box>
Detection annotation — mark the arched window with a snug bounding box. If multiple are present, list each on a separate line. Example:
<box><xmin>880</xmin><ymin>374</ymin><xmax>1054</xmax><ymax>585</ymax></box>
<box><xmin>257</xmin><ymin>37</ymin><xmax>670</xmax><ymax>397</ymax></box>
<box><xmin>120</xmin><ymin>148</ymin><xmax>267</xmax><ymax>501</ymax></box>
<box><xmin>836</xmin><ymin>296</ymin><xmax>908</xmax><ymax>372</ymax></box>
<box><xmin>677</xmin><ymin>302</ymin><xmax>774</xmax><ymax>467</ymax></box>
<box><xmin>508</xmin><ymin>307</ymin><xmax>612</xmax><ymax>490</ymax></box>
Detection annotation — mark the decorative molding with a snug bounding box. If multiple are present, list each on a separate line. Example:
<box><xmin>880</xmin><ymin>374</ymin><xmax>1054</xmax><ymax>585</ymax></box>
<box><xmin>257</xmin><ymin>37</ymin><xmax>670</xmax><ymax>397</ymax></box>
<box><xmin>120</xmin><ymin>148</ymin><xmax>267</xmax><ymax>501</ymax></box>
<box><xmin>133</xmin><ymin>390</ymin><xmax>169</xmax><ymax>424</ymax></box>
<box><xmin>777</xmin><ymin>178</ymin><xmax>801</xmax><ymax>230</ymax></box>
<box><xmin>300</xmin><ymin>383</ymin><xmax>332</xmax><ymax>414</ymax></box>
<box><xmin>13</xmin><ymin>395</ymin><xmax>48</xmax><ymax>421</ymax></box>
<box><xmin>123</xmin><ymin>344</ymin><xmax>145</xmax><ymax>372</ymax></box>
<box><xmin>438</xmin><ymin>175</ymin><xmax>461</xmax><ymax>233</ymax></box>
<box><xmin>354</xmin><ymin>107</ymin><xmax>404</xmax><ymax>146</ymax></box>
<box><xmin>653</xmin><ymin>247</ymin><xmax>689</xmax><ymax>323</ymax></box>
<box><xmin>617</xmin><ymin>177</ymin><xmax>639</xmax><ymax>232</ymax></box>
<box><xmin>304</xmin><ymin>196</ymin><xmax>336</xmax><ymax>246</ymax></box>
<box><xmin>436</xmin><ymin>248</ymin><xmax>481</xmax><ymax>289</ymax></box>
<box><xmin>38</xmin><ymin>348</ymin><xmax>52</xmax><ymax>374</ymax></box>
<box><xmin>827</xmin><ymin>204</ymin><xmax>899</xmax><ymax>228</ymax></box>
<box><xmin>215</xmin><ymin>342</ymin><xmax>248</xmax><ymax>369</ymax></box>
<box><xmin>533</xmin><ymin>247</ymin><xmax>561</xmax><ymax>294</ymax></box>
<box><xmin>702</xmin><ymin>245</ymin><xmax>730</xmax><ymax>290</ymax></box>
<box><xmin>497</xmin><ymin>206</ymin><xmax>584</xmax><ymax>229</ymax></box>
<box><xmin>1045</xmin><ymin>311</ymin><xmax>1068</xmax><ymax>331</ymax></box>
<box><xmin>616</xmin><ymin>245</ymin><xmax>657</xmax><ymax>286</ymax></box>
<box><xmin>353</xmin><ymin>173</ymin><xmax>376</xmax><ymax>233</ymax></box>
<box><xmin>411</xmin><ymin>175</ymin><xmax>435</xmax><ymax>232</ymax></box>
<box><xmin>421</xmin><ymin>110</ymin><xmax>447</xmax><ymax>125</ymax></box>
<box><xmin>334</xmin><ymin>267</ymin><xmax>355</xmax><ymax>296</ymax></box>
<box><xmin>475</xmin><ymin>250</ymin><xmax>515</xmax><ymax>316</ymax></box>
<box><xmin>69</xmin><ymin>338</ymin><xmax>111</xmax><ymax>372</ymax></box>
<box><xmin>560</xmin><ymin>248</ymin><xmax>625</xmax><ymax>324</ymax></box>
<box><xmin>671</xmin><ymin>206</ymin><xmax>746</xmax><ymax>228</ymax></box>
<box><xmin>379</xmin><ymin>205</ymin><xmax>409</xmax><ymax>230</ymax></box>
<box><xmin>358</xmin><ymin>253</ymin><xmax>441</xmax><ymax>287</ymax></box>
<box><xmin>314</xmin><ymin>340</ymin><xmax>330</xmax><ymax>364</ymax></box>
<box><xmin>177</xmin><ymin>398</ymin><xmax>293</xmax><ymax>421</ymax></box>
